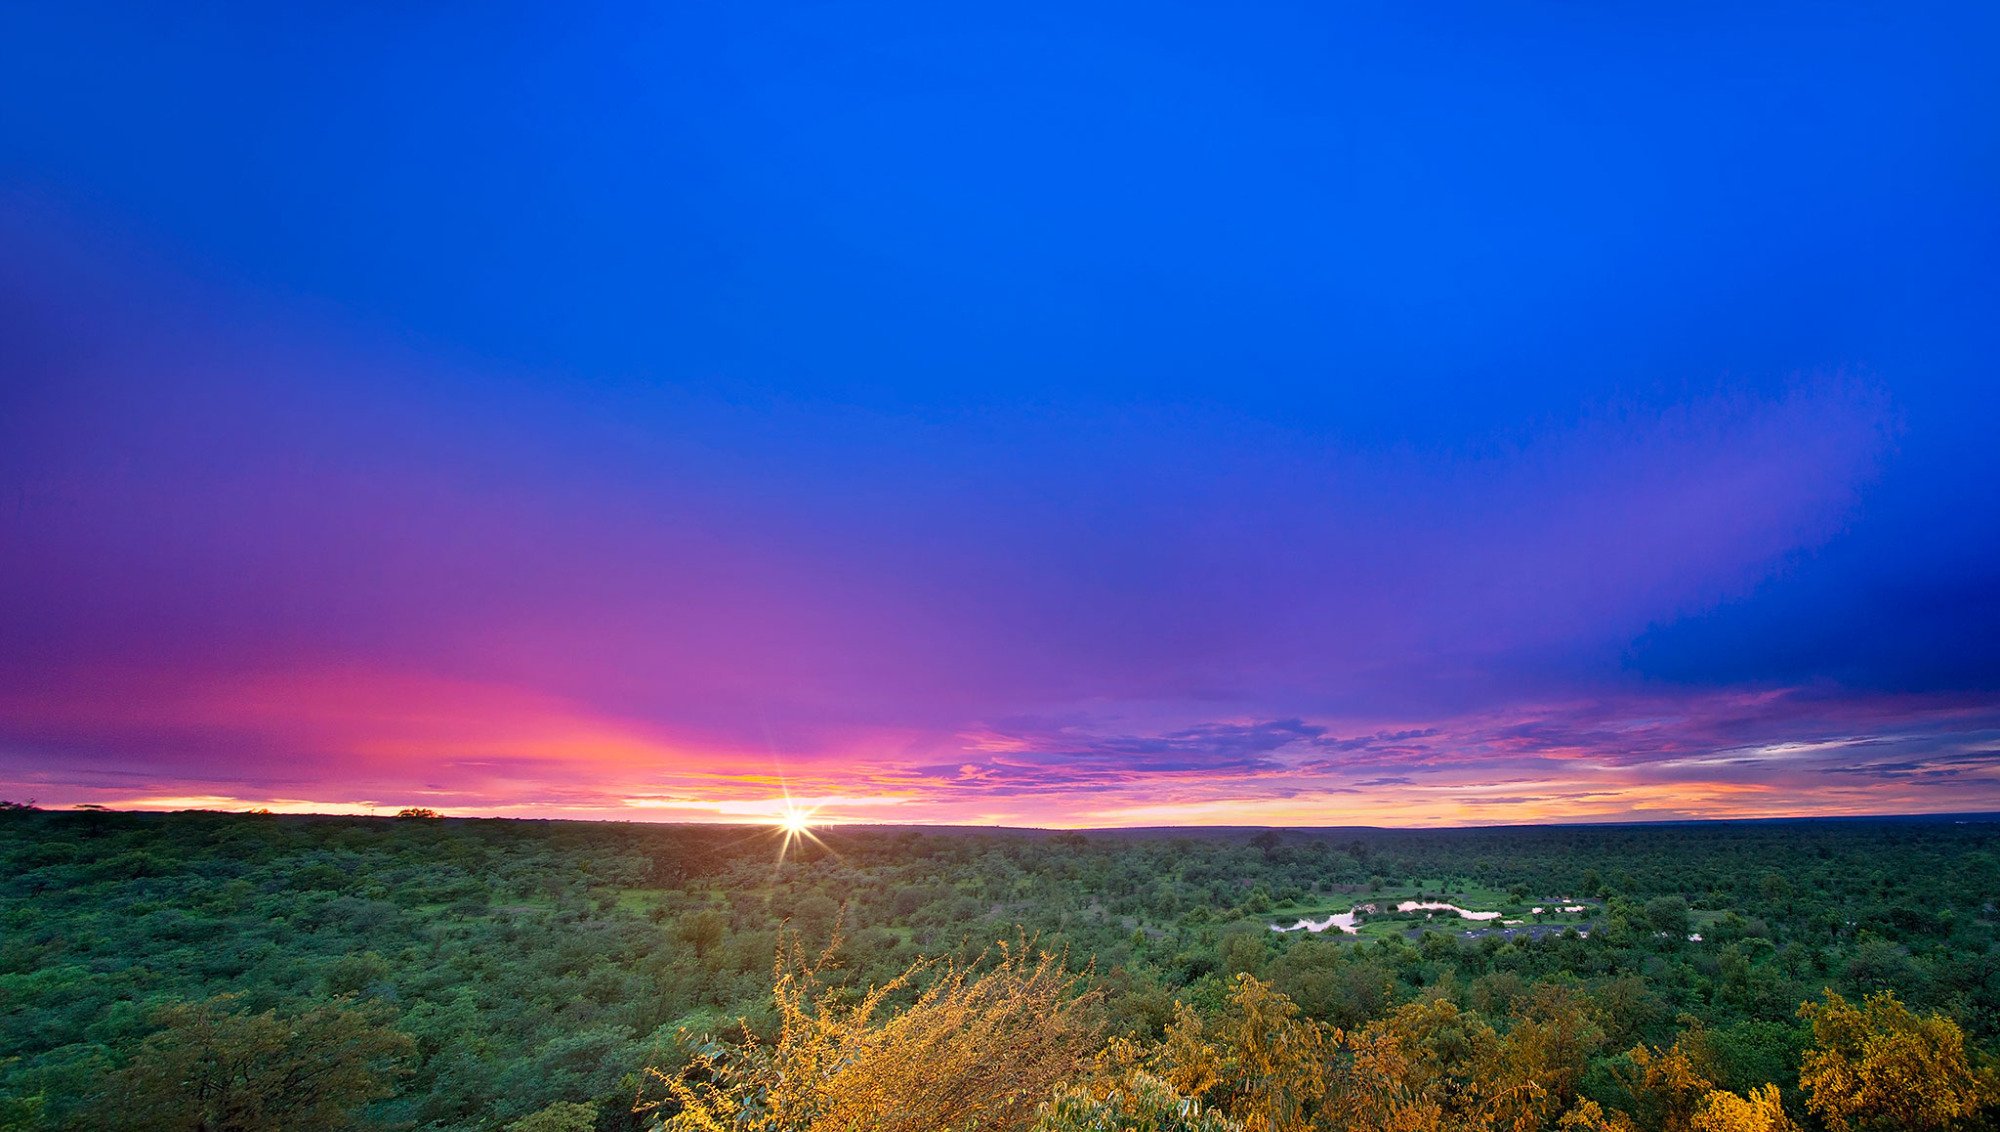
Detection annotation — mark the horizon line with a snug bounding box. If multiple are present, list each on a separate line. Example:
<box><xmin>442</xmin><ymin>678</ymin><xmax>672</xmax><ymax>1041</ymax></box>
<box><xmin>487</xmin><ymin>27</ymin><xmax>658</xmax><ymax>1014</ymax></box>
<box><xmin>15</xmin><ymin>804</ymin><xmax>2000</xmax><ymax>836</ymax></box>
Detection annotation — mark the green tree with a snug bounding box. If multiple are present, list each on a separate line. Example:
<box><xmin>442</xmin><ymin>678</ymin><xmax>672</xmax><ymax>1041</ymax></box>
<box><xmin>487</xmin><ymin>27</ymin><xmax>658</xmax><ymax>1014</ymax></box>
<box><xmin>677</xmin><ymin>909</ymin><xmax>729</xmax><ymax>962</ymax></box>
<box><xmin>96</xmin><ymin>995</ymin><xmax>413</xmax><ymax>1131</ymax></box>
<box><xmin>0</xmin><ymin>1090</ymin><xmax>46</xmax><ymax>1132</ymax></box>
<box><xmin>510</xmin><ymin>1100</ymin><xmax>599</xmax><ymax>1132</ymax></box>
<box><xmin>1645</xmin><ymin>897</ymin><xmax>1691</xmax><ymax>938</ymax></box>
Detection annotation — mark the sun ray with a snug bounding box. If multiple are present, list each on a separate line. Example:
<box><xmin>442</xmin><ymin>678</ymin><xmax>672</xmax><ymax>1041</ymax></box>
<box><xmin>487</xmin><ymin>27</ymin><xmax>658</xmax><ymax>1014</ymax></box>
<box><xmin>774</xmin><ymin>800</ymin><xmax>827</xmax><ymax>861</ymax></box>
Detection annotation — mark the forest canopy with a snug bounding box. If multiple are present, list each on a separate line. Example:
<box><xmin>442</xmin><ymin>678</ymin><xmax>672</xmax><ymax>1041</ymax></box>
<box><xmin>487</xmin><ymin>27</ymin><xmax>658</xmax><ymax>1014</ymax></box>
<box><xmin>4</xmin><ymin>808</ymin><xmax>2000</xmax><ymax>1130</ymax></box>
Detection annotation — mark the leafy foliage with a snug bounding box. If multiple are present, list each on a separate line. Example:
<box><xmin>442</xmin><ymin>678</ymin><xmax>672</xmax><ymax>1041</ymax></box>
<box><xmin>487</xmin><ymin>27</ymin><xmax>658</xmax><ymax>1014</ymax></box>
<box><xmin>1690</xmin><ymin>1085</ymin><xmax>1795</xmax><ymax>1132</ymax></box>
<box><xmin>511</xmin><ymin>1101</ymin><xmax>602</xmax><ymax>1131</ymax></box>
<box><xmin>5</xmin><ymin>809</ymin><xmax>2000</xmax><ymax>1129</ymax></box>
<box><xmin>91</xmin><ymin>995</ymin><xmax>412</xmax><ymax>1131</ymax></box>
<box><xmin>1797</xmin><ymin>990</ymin><xmax>1996</xmax><ymax>1131</ymax></box>
<box><xmin>647</xmin><ymin>934</ymin><xmax>1097</xmax><ymax>1132</ymax></box>
<box><xmin>1033</xmin><ymin>1073</ymin><xmax>1239</xmax><ymax>1132</ymax></box>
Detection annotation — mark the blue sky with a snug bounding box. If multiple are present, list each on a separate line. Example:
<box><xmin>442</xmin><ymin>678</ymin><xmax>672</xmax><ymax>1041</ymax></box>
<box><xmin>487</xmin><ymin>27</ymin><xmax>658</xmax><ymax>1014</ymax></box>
<box><xmin>2</xmin><ymin>2</ymin><xmax>1997</xmax><ymax>824</ymax></box>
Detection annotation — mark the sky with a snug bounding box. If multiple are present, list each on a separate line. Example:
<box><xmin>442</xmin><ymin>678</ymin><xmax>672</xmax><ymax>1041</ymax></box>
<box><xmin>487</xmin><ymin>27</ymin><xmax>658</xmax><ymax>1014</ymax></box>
<box><xmin>3</xmin><ymin>2</ymin><xmax>1998</xmax><ymax>827</ymax></box>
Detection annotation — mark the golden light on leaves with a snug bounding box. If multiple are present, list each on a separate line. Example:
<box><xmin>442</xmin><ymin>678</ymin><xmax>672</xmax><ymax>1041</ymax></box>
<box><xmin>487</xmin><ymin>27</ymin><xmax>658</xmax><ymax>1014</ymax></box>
<box><xmin>645</xmin><ymin>932</ymin><xmax>1098</xmax><ymax>1132</ymax></box>
<box><xmin>636</xmin><ymin>940</ymin><xmax>1999</xmax><ymax>1132</ymax></box>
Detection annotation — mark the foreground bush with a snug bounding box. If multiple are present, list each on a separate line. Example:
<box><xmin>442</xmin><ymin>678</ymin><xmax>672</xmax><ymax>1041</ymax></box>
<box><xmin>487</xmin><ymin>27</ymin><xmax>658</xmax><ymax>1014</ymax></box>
<box><xmin>1033</xmin><ymin>1073</ymin><xmax>1239</xmax><ymax>1132</ymax></box>
<box><xmin>645</xmin><ymin>935</ymin><xmax>1099</xmax><ymax>1132</ymax></box>
<box><xmin>1798</xmin><ymin>990</ymin><xmax>1995</xmax><ymax>1131</ymax></box>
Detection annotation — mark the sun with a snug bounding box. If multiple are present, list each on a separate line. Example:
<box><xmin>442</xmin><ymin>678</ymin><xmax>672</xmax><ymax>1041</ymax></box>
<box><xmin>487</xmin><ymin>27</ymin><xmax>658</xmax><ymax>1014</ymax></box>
<box><xmin>771</xmin><ymin>801</ymin><xmax>827</xmax><ymax>863</ymax></box>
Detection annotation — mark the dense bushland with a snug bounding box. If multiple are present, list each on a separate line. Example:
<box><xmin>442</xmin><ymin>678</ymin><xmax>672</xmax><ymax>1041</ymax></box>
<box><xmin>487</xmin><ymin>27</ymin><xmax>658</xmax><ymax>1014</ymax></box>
<box><xmin>4</xmin><ymin>808</ymin><xmax>1999</xmax><ymax>1129</ymax></box>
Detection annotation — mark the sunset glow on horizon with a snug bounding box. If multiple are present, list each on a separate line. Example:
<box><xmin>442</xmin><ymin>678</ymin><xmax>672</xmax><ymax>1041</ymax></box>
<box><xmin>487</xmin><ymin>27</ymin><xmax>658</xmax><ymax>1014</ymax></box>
<box><xmin>4</xmin><ymin>5</ymin><xmax>1997</xmax><ymax>829</ymax></box>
